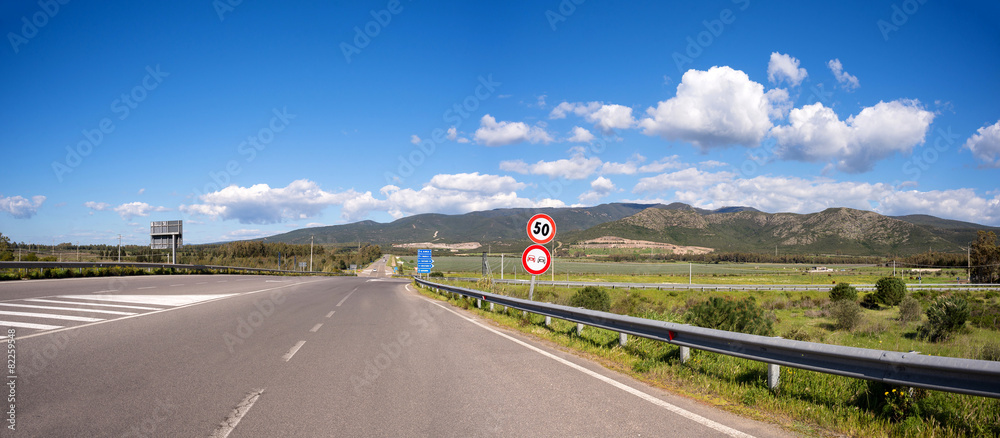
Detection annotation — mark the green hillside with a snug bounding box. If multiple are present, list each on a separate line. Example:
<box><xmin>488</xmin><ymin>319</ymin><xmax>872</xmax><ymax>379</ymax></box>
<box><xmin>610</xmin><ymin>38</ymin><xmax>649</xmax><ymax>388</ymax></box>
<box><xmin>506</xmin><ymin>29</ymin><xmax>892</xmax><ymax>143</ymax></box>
<box><xmin>564</xmin><ymin>206</ymin><xmax>991</xmax><ymax>256</ymax></box>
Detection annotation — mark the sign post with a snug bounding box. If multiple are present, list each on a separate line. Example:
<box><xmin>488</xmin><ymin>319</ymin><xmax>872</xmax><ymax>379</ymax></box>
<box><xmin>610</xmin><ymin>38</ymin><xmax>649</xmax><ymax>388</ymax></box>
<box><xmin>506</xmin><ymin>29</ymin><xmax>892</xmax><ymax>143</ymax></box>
<box><xmin>524</xmin><ymin>214</ymin><xmax>556</xmax><ymax>300</ymax></box>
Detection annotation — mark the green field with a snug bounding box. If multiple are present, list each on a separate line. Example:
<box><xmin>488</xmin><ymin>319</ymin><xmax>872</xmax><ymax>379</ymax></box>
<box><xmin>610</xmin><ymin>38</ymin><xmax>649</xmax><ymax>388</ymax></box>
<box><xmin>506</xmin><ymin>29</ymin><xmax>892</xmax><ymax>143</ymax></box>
<box><xmin>398</xmin><ymin>256</ymin><xmax>968</xmax><ymax>285</ymax></box>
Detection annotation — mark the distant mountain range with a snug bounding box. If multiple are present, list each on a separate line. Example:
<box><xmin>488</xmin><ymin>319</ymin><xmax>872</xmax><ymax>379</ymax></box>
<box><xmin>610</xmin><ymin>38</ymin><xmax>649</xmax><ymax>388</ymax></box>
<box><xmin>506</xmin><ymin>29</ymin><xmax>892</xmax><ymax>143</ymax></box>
<box><xmin>260</xmin><ymin>203</ymin><xmax>999</xmax><ymax>256</ymax></box>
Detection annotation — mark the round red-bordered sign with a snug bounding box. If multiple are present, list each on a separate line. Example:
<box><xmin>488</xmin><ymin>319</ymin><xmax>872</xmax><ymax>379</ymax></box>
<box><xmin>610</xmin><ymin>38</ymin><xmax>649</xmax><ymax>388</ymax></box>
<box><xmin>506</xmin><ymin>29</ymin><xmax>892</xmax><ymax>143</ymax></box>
<box><xmin>521</xmin><ymin>244</ymin><xmax>552</xmax><ymax>275</ymax></box>
<box><xmin>526</xmin><ymin>213</ymin><xmax>556</xmax><ymax>244</ymax></box>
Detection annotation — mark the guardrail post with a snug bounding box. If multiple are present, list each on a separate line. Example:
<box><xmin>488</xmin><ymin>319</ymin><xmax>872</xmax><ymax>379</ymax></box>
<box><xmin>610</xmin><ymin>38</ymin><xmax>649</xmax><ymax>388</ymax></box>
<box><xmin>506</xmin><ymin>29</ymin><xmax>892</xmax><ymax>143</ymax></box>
<box><xmin>680</xmin><ymin>346</ymin><xmax>690</xmax><ymax>364</ymax></box>
<box><xmin>545</xmin><ymin>316</ymin><xmax>551</xmax><ymax>326</ymax></box>
<box><xmin>619</xmin><ymin>332</ymin><xmax>627</xmax><ymax>346</ymax></box>
<box><xmin>476</xmin><ymin>299</ymin><xmax>482</xmax><ymax>308</ymax></box>
<box><xmin>767</xmin><ymin>363</ymin><xmax>780</xmax><ymax>391</ymax></box>
<box><xmin>490</xmin><ymin>302</ymin><xmax>494</xmax><ymax>312</ymax></box>
<box><xmin>576</xmin><ymin>323</ymin><xmax>584</xmax><ymax>336</ymax></box>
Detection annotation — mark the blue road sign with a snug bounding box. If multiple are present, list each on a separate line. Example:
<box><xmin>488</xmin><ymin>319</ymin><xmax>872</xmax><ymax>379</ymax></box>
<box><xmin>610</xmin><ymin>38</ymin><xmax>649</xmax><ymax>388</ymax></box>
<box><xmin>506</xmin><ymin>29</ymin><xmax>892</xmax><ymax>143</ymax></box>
<box><xmin>417</xmin><ymin>256</ymin><xmax>433</xmax><ymax>263</ymax></box>
<box><xmin>417</xmin><ymin>263</ymin><xmax>434</xmax><ymax>270</ymax></box>
<box><xmin>417</xmin><ymin>249</ymin><xmax>432</xmax><ymax>257</ymax></box>
<box><xmin>417</xmin><ymin>268</ymin><xmax>431</xmax><ymax>274</ymax></box>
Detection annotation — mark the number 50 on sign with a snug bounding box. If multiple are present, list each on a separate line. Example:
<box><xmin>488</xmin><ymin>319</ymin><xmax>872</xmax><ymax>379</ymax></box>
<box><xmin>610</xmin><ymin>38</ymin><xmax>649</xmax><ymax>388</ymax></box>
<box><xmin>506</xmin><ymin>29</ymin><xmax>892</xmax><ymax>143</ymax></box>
<box><xmin>527</xmin><ymin>213</ymin><xmax>555</xmax><ymax>244</ymax></box>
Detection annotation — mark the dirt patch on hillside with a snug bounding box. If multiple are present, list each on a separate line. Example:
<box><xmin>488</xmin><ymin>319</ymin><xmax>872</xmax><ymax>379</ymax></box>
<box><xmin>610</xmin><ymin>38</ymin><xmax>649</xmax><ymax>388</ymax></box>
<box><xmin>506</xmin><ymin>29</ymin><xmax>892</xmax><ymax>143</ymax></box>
<box><xmin>393</xmin><ymin>242</ymin><xmax>482</xmax><ymax>251</ymax></box>
<box><xmin>572</xmin><ymin>236</ymin><xmax>713</xmax><ymax>254</ymax></box>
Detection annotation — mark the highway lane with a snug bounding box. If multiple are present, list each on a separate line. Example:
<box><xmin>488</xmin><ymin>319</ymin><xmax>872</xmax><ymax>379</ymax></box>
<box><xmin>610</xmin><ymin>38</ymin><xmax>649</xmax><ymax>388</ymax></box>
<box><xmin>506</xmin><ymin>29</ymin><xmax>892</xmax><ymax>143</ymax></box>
<box><xmin>5</xmin><ymin>275</ymin><xmax>793</xmax><ymax>437</ymax></box>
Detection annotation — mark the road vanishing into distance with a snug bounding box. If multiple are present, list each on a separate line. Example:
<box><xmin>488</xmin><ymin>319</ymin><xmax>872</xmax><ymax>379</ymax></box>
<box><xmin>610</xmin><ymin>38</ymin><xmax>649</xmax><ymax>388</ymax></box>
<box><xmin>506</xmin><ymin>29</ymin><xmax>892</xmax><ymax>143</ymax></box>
<box><xmin>1</xmin><ymin>263</ymin><xmax>793</xmax><ymax>437</ymax></box>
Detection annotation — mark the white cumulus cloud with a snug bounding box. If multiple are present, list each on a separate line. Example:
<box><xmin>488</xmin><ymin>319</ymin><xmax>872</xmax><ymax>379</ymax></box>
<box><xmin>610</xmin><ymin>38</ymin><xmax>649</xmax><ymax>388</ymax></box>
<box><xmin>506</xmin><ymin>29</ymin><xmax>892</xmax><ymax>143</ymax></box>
<box><xmin>473</xmin><ymin>114</ymin><xmax>553</xmax><ymax>146</ymax></box>
<box><xmin>579</xmin><ymin>176</ymin><xmax>617</xmax><ymax>203</ymax></box>
<box><xmin>550</xmin><ymin>101</ymin><xmax>635</xmax><ymax>134</ymax></box>
<box><xmin>0</xmin><ymin>194</ymin><xmax>45</xmax><ymax>219</ymax></box>
<box><xmin>180</xmin><ymin>179</ymin><xmax>358</xmax><ymax>224</ymax></box>
<box><xmin>499</xmin><ymin>147</ymin><xmax>603</xmax><ymax>180</ymax></box>
<box><xmin>114</xmin><ymin>202</ymin><xmax>169</xmax><ymax>220</ymax></box>
<box><xmin>767</xmin><ymin>52</ymin><xmax>808</xmax><ymax>87</ymax></box>
<box><xmin>771</xmin><ymin>100</ymin><xmax>935</xmax><ymax>173</ymax></box>
<box><xmin>963</xmin><ymin>120</ymin><xmax>1000</xmax><ymax>167</ymax></box>
<box><xmin>827</xmin><ymin>59</ymin><xmax>860</xmax><ymax>91</ymax></box>
<box><xmin>567</xmin><ymin>126</ymin><xmax>596</xmax><ymax>143</ymax></box>
<box><xmin>639</xmin><ymin>66</ymin><xmax>776</xmax><ymax>150</ymax></box>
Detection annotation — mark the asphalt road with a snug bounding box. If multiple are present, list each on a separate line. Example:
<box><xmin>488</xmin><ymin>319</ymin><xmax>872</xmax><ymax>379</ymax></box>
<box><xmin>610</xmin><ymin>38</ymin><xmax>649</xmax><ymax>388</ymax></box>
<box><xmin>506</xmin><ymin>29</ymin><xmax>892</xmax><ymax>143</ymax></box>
<box><xmin>1</xmin><ymin>274</ymin><xmax>793</xmax><ymax>437</ymax></box>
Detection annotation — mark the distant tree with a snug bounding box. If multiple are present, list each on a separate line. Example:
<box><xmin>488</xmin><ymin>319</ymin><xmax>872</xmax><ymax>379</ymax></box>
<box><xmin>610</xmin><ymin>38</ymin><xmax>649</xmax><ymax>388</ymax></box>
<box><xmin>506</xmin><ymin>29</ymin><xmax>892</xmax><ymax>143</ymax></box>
<box><xmin>0</xmin><ymin>233</ymin><xmax>10</xmax><ymax>252</ymax></box>
<box><xmin>970</xmin><ymin>231</ymin><xmax>1000</xmax><ymax>284</ymax></box>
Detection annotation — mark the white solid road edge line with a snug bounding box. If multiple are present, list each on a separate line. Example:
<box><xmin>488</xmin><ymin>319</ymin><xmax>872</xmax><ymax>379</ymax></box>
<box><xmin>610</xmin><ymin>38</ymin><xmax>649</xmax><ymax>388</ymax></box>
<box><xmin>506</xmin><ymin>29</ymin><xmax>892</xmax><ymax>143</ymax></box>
<box><xmin>418</xmin><ymin>290</ymin><xmax>756</xmax><ymax>438</ymax></box>
<box><xmin>209</xmin><ymin>388</ymin><xmax>265</xmax><ymax>438</ymax></box>
<box><xmin>282</xmin><ymin>340</ymin><xmax>306</xmax><ymax>361</ymax></box>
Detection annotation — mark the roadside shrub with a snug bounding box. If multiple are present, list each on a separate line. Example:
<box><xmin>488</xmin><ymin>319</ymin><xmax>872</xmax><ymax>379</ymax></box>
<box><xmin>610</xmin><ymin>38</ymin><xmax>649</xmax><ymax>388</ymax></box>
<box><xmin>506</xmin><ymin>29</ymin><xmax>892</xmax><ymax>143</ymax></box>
<box><xmin>429</xmin><ymin>271</ymin><xmax>444</xmax><ymax>278</ymax></box>
<box><xmin>979</xmin><ymin>343</ymin><xmax>1000</xmax><ymax>361</ymax></box>
<box><xmin>897</xmin><ymin>296</ymin><xmax>922</xmax><ymax>323</ymax></box>
<box><xmin>861</xmin><ymin>293</ymin><xmax>880</xmax><ymax>310</ymax></box>
<box><xmin>830</xmin><ymin>299</ymin><xmax>863</xmax><ymax>331</ymax></box>
<box><xmin>919</xmin><ymin>296</ymin><xmax>969</xmax><ymax>342</ymax></box>
<box><xmin>568</xmin><ymin>286</ymin><xmax>611</xmax><ymax>312</ymax></box>
<box><xmin>611</xmin><ymin>292</ymin><xmax>639</xmax><ymax>316</ymax></box>
<box><xmin>684</xmin><ymin>297</ymin><xmax>773</xmax><ymax>336</ymax></box>
<box><xmin>874</xmin><ymin>277</ymin><xmax>907</xmax><ymax>306</ymax></box>
<box><xmin>969</xmin><ymin>302</ymin><xmax>1000</xmax><ymax>330</ymax></box>
<box><xmin>829</xmin><ymin>282</ymin><xmax>858</xmax><ymax>302</ymax></box>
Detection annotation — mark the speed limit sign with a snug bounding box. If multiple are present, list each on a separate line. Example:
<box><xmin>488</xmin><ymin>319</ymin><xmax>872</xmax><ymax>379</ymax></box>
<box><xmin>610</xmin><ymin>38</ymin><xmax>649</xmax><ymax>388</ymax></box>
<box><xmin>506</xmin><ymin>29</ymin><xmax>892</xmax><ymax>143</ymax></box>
<box><xmin>526</xmin><ymin>213</ymin><xmax>556</xmax><ymax>244</ymax></box>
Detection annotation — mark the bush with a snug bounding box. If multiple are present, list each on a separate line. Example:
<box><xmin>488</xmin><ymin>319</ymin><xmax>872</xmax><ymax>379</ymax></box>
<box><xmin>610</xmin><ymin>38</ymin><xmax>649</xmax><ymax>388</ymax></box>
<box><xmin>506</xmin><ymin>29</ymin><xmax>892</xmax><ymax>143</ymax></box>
<box><xmin>861</xmin><ymin>293</ymin><xmax>880</xmax><ymax>310</ymax></box>
<box><xmin>684</xmin><ymin>297</ymin><xmax>773</xmax><ymax>336</ymax></box>
<box><xmin>429</xmin><ymin>271</ymin><xmax>444</xmax><ymax>278</ymax></box>
<box><xmin>897</xmin><ymin>296</ymin><xmax>922</xmax><ymax>323</ymax></box>
<box><xmin>829</xmin><ymin>282</ymin><xmax>858</xmax><ymax>302</ymax></box>
<box><xmin>919</xmin><ymin>296</ymin><xmax>969</xmax><ymax>342</ymax></box>
<box><xmin>830</xmin><ymin>299</ymin><xmax>863</xmax><ymax>331</ymax></box>
<box><xmin>568</xmin><ymin>286</ymin><xmax>611</xmax><ymax>312</ymax></box>
<box><xmin>979</xmin><ymin>343</ymin><xmax>1000</xmax><ymax>361</ymax></box>
<box><xmin>611</xmin><ymin>292</ymin><xmax>639</xmax><ymax>316</ymax></box>
<box><xmin>874</xmin><ymin>277</ymin><xmax>907</xmax><ymax>306</ymax></box>
<box><xmin>969</xmin><ymin>302</ymin><xmax>1000</xmax><ymax>330</ymax></box>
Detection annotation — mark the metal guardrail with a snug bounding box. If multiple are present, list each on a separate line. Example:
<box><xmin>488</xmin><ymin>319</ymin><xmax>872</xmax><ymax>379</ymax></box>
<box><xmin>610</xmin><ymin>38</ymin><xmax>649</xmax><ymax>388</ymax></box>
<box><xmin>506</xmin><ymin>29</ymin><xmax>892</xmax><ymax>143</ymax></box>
<box><xmin>444</xmin><ymin>277</ymin><xmax>1000</xmax><ymax>292</ymax></box>
<box><xmin>0</xmin><ymin>261</ymin><xmax>336</xmax><ymax>276</ymax></box>
<box><xmin>413</xmin><ymin>277</ymin><xmax>1000</xmax><ymax>399</ymax></box>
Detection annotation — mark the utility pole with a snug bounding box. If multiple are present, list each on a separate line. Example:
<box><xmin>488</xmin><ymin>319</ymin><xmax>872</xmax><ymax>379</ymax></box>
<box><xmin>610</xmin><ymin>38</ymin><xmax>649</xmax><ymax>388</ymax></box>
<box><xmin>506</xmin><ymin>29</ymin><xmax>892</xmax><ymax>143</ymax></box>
<box><xmin>310</xmin><ymin>235</ymin><xmax>314</xmax><ymax>272</ymax></box>
<box><xmin>118</xmin><ymin>234</ymin><xmax>122</xmax><ymax>262</ymax></box>
<box><xmin>968</xmin><ymin>241</ymin><xmax>973</xmax><ymax>283</ymax></box>
<box><xmin>689</xmin><ymin>262</ymin><xmax>692</xmax><ymax>285</ymax></box>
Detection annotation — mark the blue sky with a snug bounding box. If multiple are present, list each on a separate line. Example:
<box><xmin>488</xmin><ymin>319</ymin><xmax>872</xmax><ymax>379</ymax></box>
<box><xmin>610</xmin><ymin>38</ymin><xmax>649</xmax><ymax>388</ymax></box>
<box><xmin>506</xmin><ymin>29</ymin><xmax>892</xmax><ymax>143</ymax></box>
<box><xmin>2</xmin><ymin>0</ymin><xmax>999</xmax><ymax>245</ymax></box>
